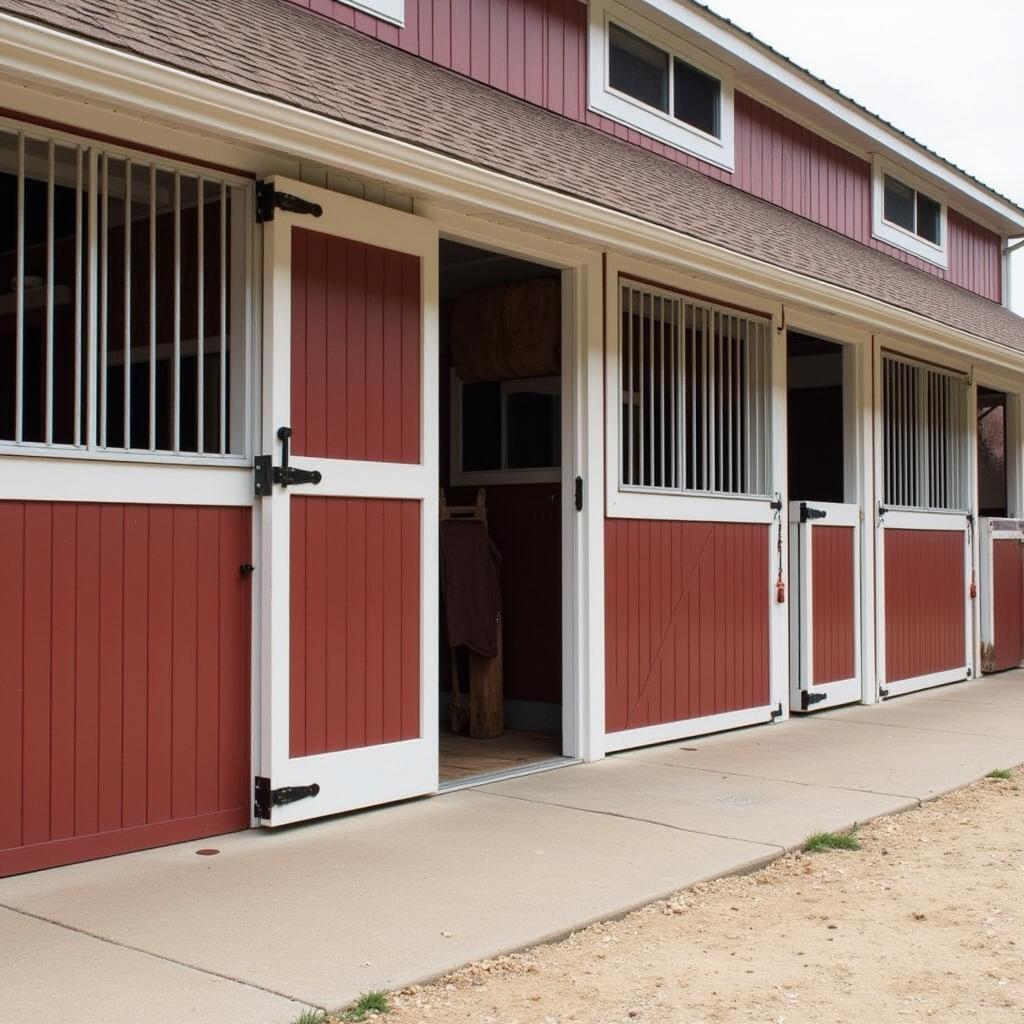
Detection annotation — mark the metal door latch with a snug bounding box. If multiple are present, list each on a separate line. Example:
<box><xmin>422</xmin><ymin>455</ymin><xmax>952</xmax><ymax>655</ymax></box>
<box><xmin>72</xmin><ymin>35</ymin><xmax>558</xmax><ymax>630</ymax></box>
<box><xmin>254</xmin><ymin>426</ymin><xmax>323</xmax><ymax>496</ymax></box>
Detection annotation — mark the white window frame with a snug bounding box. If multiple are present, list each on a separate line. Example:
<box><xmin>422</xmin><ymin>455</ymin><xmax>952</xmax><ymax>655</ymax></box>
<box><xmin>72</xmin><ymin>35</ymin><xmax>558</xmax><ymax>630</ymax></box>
<box><xmin>871</xmin><ymin>155</ymin><xmax>949</xmax><ymax>269</ymax></box>
<box><xmin>343</xmin><ymin>0</ymin><xmax>404</xmax><ymax>27</ymax></box>
<box><xmin>587</xmin><ymin>0</ymin><xmax>736</xmax><ymax>171</ymax></box>
<box><xmin>449</xmin><ymin>369</ymin><xmax>562</xmax><ymax>486</ymax></box>
<box><xmin>607</xmin><ymin>273</ymin><xmax>774</xmax><ymax>523</ymax></box>
<box><xmin>0</xmin><ymin>115</ymin><xmax>256</xmax><ymax>467</ymax></box>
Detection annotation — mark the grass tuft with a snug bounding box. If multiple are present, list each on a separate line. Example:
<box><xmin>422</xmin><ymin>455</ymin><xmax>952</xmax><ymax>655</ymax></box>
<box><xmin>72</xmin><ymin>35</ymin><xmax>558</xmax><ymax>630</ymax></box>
<box><xmin>986</xmin><ymin>768</ymin><xmax>1014</xmax><ymax>780</ymax></box>
<box><xmin>805</xmin><ymin>829</ymin><xmax>861</xmax><ymax>853</ymax></box>
<box><xmin>291</xmin><ymin>1011</ymin><xmax>326</xmax><ymax>1024</ymax></box>
<box><xmin>343</xmin><ymin>991</ymin><xmax>391</xmax><ymax>1021</ymax></box>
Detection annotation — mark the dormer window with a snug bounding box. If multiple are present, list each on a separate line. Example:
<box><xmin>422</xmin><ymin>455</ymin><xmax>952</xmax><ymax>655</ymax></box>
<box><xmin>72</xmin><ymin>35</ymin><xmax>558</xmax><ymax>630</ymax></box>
<box><xmin>589</xmin><ymin>0</ymin><xmax>735</xmax><ymax>170</ymax></box>
<box><xmin>872</xmin><ymin>156</ymin><xmax>949</xmax><ymax>267</ymax></box>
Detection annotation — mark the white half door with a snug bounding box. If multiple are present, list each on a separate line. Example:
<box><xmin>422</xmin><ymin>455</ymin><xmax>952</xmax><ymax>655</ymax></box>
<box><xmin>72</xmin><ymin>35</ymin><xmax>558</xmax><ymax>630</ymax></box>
<box><xmin>789</xmin><ymin>500</ymin><xmax>862</xmax><ymax>711</ymax></box>
<box><xmin>256</xmin><ymin>176</ymin><xmax>439</xmax><ymax>826</ymax></box>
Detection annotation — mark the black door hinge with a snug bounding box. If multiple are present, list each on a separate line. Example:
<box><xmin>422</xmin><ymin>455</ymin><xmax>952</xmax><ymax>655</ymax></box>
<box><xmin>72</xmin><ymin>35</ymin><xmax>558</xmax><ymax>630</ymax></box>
<box><xmin>770</xmin><ymin>496</ymin><xmax>783</xmax><ymax>513</ymax></box>
<box><xmin>770</xmin><ymin>702</ymin><xmax>784</xmax><ymax>720</ymax></box>
<box><xmin>800</xmin><ymin>503</ymin><xmax>827</xmax><ymax>523</ymax></box>
<box><xmin>255</xmin><ymin>182</ymin><xmax>324</xmax><ymax>224</ymax></box>
<box><xmin>575</xmin><ymin>475</ymin><xmax>584</xmax><ymax>512</ymax></box>
<box><xmin>801</xmin><ymin>690</ymin><xmax>828</xmax><ymax>710</ymax></box>
<box><xmin>254</xmin><ymin>776</ymin><xmax>321</xmax><ymax>820</ymax></box>
<box><xmin>879</xmin><ymin>686</ymin><xmax>890</xmax><ymax>699</ymax></box>
<box><xmin>239</xmin><ymin>563</ymin><xmax>255</xmax><ymax>576</ymax></box>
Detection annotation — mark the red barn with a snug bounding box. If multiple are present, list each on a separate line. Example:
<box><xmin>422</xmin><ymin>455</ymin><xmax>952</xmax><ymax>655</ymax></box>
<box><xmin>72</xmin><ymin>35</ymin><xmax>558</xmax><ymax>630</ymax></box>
<box><xmin>1</xmin><ymin>0</ymin><xmax>1022</xmax><ymax>875</ymax></box>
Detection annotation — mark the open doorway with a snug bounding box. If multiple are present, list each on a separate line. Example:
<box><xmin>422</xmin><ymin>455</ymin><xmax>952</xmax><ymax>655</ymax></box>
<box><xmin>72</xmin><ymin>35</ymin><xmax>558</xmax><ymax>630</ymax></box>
<box><xmin>787</xmin><ymin>333</ymin><xmax>845</xmax><ymax>504</ymax></box>
<box><xmin>786</xmin><ymin>331</ymin><xmax>861</xmax><ymax>710</ymax></box>
<box><xmin>437</xmin><ymin>239</ymin><xmax>569</xmax><ymax>786</ymax></box>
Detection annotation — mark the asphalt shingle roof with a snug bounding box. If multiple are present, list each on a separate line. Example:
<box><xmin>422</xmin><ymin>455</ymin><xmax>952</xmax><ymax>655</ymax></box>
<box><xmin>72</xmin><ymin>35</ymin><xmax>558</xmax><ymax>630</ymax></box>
<box><xmin>3</xmin><ymin>0</ymin><xmax>1023</xmax><ymax>352</ymax></box>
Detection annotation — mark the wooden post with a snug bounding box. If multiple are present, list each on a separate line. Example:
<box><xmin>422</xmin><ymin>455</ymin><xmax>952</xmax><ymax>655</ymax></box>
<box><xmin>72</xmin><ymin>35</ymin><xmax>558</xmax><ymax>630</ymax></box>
<box><xmin>470</xmin><ymin>617</ymin><xmax>504</xmax><ymax>738</ymax></box>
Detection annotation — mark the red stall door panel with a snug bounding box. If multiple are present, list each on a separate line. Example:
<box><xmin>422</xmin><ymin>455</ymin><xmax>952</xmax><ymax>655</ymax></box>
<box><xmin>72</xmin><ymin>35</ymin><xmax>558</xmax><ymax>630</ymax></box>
<box><xmin>811</xmin><ymin>526</ymin><xmax>856</xmax><ymax>685</ymax></box>
<box><xmin>884</xmin><ymin>529</ymin><xmax>966</xmax><ymax>683</ymax></box>
<box><xmin>992</xmin><ymin>538</ymin><xmax>1024</xmax><ymax>672</ymax></box>
<box><xmin>290</xmin><ymin>495</ymin><xmax>421</xmax><ymax>758</ymax></box>
<box><xmin>604</xmin><ymin>520</ymin><xmax>770</xmax><ymax>734</ymax></box>
<box><xmin>0</xmin><ymin>501</ymin><xmax>251</xmax><ymax>877</ymax></box>
<box><xmin>290</xmin><ymin>227</ymin><xmax>421</xmax><ymax>464</ymax></box>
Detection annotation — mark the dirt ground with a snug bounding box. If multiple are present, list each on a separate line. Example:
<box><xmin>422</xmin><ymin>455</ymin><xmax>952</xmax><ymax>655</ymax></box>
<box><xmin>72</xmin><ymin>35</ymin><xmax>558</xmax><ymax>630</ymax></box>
<box><xmin>338</xmin><ymin>766</ymin><xmax>1023</xmax><ymax>1024</ymax></box>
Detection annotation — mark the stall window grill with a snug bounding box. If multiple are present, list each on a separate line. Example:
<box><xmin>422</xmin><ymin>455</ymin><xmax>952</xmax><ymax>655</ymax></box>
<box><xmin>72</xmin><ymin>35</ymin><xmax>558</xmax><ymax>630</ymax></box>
<box><xmin>0</xmin><ymin>124</ymin><xmax>251</xmax><ymax>459</ymax></box>
<box><xmin>882</xmin><ymin>353</ymin><xmax>969</xmax><ymax>512</ymax></box>
<box><xmin>619</xmin><ymin>281</ymin><xmax>771</xmax><ymax>496</ymax></box>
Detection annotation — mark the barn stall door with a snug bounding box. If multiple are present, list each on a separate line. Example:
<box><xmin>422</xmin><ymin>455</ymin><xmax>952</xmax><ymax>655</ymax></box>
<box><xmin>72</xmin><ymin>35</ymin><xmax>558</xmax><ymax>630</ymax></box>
<box><xmin>0</xmin><ymin>128</ymin><xmax>254</xmax><ymax>876</ymax></box>
<box><xmin>604</xmin><ymin>277</ymin><xmax>780</xmax><ymax>750</ymax></box>
<box><xmin>980</xmin><ymin>520</ymin><xmax>1024</xmax><ymax>673</ymax></box>
<box><xmin>789</xmin><ymin>501</ymin><xmax>861</xmax><ymax>710</ymax></box>
<box><xmin>257</xmin><ymin>179</ymin><xmax>438</xmax><ymax>826</ymax></box>
<box><xmin>877</xmin><ymin>354</ymin><xmax>972</xmax><ymax>699</ymax></box>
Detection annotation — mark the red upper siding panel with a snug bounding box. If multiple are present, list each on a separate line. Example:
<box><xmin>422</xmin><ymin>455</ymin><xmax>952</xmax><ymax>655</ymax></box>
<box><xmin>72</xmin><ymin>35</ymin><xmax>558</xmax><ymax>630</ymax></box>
<box><xmin>284</xmin><ymin>0</ymin><xmax>1002</xmax><ymax>303</ymax></box>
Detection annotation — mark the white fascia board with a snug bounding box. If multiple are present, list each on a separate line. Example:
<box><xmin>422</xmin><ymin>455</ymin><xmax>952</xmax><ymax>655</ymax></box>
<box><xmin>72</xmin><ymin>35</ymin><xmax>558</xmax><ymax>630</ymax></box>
<box><xmin>637</xmin><ymin>0</ymin><xmax>1024</xmax><ymax>234</ymax></box>
<box><xmin>1</xmin><ymin>12</ymin><xmax>1023</xmax><ymax>371</ymax></box>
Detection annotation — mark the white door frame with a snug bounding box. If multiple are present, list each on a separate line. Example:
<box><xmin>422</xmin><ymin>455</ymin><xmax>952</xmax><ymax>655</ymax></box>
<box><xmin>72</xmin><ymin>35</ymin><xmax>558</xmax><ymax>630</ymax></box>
<box><xmin>972</xmin><ymin>365</ymin><xmax>1024</xmax><ymax>672</ymax></box>
<box><xmin>782</xmin><ymin>312</ymin><xmax>873</xmax><ymax>708</ymax></box>
<box><xmin>417</xmin><ymin>202</ymin><xmax>606</xmax><ymax>763</ymax></box>
<box><xmin>872</xmin><ymin>337</ymin><xmax>975</xmax><ymax>700</ymax></box>
<box><xmin>256</xmin><ymin>176</ymin><xmax>441</xmax><ymax>826</ymax></box>
<box><xmin>600</xmin><ymin>253</ymin><xmax>789</xmax><ymax>751</ymax></box>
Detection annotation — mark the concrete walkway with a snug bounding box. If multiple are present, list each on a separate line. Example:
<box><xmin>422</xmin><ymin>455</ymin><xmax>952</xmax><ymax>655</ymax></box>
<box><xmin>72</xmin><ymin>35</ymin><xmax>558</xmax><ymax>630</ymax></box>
<box><xmin>3</xmin><ymin>674</ymin><xmax>1023</xmax><ymax>1024</ymax></box>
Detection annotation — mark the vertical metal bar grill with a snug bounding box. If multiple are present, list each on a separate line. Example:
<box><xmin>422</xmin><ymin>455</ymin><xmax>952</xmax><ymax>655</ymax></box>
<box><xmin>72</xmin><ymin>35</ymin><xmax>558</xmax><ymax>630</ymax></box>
<box><xmin>0</xmin><ymin>126</ymin><xmax>248</xmax><ymax>459</ymax></box>
<box><xmin>882</xmin><ymin>353</ymin><xmax>968</xmax><ymax>512</ymax></box>
<box><xmin>620</xmin><ymin>281</ymin><xmax>771</xmax><ymax>497</ymax></box>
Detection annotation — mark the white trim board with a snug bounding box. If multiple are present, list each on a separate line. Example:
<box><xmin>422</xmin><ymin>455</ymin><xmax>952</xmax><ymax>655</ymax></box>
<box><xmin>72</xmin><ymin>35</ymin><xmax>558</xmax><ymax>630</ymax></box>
<box><xmin>604</xmin><ymin>704</ymin><xmax>776</xmax><ymax>753</ymax></box>
<box><xmin>1</xmin><ymin>15</ymin><xmax>1022</xmax><ymax>373</ymax></box>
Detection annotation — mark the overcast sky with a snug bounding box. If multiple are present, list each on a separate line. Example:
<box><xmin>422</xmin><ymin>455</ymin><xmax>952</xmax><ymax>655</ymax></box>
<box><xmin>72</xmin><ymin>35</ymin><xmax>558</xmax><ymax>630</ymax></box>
<box><xmin>702</xmin><ymin>0</ymin><xmax>1024</xmax><ymax>314</ymax></box>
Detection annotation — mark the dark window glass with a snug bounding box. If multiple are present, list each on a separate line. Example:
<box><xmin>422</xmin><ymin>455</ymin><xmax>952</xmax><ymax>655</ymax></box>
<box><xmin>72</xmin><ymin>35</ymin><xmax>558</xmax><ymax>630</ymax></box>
<box><xmin>506</xmin><ymin>391</ymin><xmax>560</xmax><ymax>469</ymax></box>
<box><xmin>609</xmin><ymin>22</ymin><xmax>669</xmax><ymax>113</ymax></box>
<box><xmin>916</xmin><ymin>191</ymin><xmax>941</xmax><ymax>244</ymax></box>
<box><xmin>673</xmin><ymin>57</ymin><xmax>720</xmax><ymax>137</ymax></box>
<box><xmin>461</xmin><ymin>381</ymin><xmax>501</xmax><ymax>471</ymax></box>
<box><xmin>883</xmin><ymin>174</ymin><xmax>916</xmax><ymax>233</ymax></box>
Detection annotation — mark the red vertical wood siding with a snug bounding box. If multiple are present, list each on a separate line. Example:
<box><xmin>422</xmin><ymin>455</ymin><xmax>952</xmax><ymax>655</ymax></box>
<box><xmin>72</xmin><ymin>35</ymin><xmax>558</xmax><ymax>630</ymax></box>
<box><xmin>991</xmin><ymin>538</ymin><xmax>1024</xmax><ymax>672</ymax></box>
<box><xmin>733</xmin><ymin>95</ymin><xmax>1003</xmax><ymax>302</ymax></box>
<box><xmin>604</xmin><ymin>519</ymin><xmax>770</xmax><ymax>734</ymax></box>
<box><xmin>290</xmin><ymin>227</ymin><xmax>421</xmax><ymax>464</ymax></box>
<box><xmin>884</xmin><ymin>529</ymin><xmax>966</xmax><ymax>683</ymax></box>
<box><xmin>284</xmin><ymin>0</ymin><xmax>1003</xmax><ymax>302</ymax></box>
<box><xmin>290</xmin><ymin>495</ymin><xmax>421</xmax><ymax>756</ymax></box>
<box><xmin>0</xmin><ymin>501</ymin><xmax>251</xmax><ymax>878</ymax></box>
<box><xmin>810</xmin><ymin>525</ymin><xmax>855</xmax><ymax>685</ymax></box>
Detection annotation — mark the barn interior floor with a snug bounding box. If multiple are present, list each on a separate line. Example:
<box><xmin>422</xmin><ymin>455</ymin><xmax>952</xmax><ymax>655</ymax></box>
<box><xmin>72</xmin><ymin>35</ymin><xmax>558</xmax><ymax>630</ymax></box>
<box><xmin>439</xmin><ymin>728</ymin><xmax>563</xmax><ymax>784</ymax></box>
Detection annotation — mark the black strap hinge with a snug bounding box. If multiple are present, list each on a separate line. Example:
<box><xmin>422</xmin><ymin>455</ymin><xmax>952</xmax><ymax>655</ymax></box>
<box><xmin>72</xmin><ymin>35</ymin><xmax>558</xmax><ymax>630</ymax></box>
<box><xmin>255</xmin><ymin>182</ymin><xmax>324</xmax><ymax>224</ymax></box>
<box><xmin>801</xmin><ymin>690</ymin><xmax>828</xmax><ymax>710</ymax></box>
<box><xmin>800</xmin><ymin>503</ymin><xmax>827</xmax><ymax>523</ymax></box>
<box><xmin>254</xmin><ymin>776</ymin><xmax>321</xmax><ymax>820</ymax></box>
<box><xmin>770</xmin><ymin>702</ymin><xmax>784</xmax><ymax>721</ymax></box>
